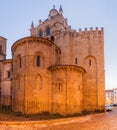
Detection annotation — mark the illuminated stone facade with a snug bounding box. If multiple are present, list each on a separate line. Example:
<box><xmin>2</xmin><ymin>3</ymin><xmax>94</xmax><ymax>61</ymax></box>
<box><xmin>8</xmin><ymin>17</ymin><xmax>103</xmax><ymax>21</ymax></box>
<box><xmin>0</xmin><ymin>36</ymin><xmax>12</xmax><ymax>106</ymax></box>
<box><xmin>0</xmin><ymin>6</ymin><xmax>105</xmax><ymax>114</ymax></box>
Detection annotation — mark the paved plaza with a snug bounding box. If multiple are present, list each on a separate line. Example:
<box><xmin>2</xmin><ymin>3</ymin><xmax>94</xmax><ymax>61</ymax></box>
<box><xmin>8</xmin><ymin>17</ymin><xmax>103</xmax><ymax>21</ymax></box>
<box><xmin>0</xmin><ymin>107</ymin><xmax>117</xmax><ymax>130</ymax></box>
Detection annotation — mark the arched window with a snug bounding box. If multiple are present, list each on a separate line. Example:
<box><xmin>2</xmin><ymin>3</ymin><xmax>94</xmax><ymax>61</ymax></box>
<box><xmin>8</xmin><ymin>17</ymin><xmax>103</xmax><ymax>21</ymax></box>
<box><xmin>39</xmin><ymin>30</ymin><xmax>43</xmax><ymax>37</ymax></box>
<box><xmin>36</xmin><ymin>55</ymin><xmax>40</xmax><ymax>67</ymax></box>
<box><xmin>84</xmin><ymin>56</ymin><xmax>96</xmax><ymax>67</ymax></box>
<box><xmin>84</xmin><ymin>55</ymin><xmax>97</xmax><ymax>78</ymax></box>
<box><xmin>46</xmin><ymin>27</ymin><xmax>50</xmax><ymax>36</ymax></box>
<box><xmin>34</xmin><ymin>52</ymin><xmax>45</xmax><ymax>68</ymax></box>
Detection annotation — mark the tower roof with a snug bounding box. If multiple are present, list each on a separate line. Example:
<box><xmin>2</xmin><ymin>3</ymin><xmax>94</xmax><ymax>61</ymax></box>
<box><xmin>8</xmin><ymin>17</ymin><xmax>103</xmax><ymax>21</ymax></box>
<box><xmin>48</xmin><ymin>5</ymin><xmax>59</xmax><ymax>18</ymax></box>
<box><xmin>31</xmin><ymin>21</ymin><xmax>34</xmax><ymax>29</ymax></box>
<box><xmin>59</xmin><ymin>5</ymin><xmax>63</xmax><ymax>14</ymax></box>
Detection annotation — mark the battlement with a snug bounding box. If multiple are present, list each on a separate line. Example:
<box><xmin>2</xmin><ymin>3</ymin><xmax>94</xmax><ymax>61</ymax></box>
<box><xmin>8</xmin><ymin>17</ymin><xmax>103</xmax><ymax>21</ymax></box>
<box><xmin>78</xmin><ymin>27</ymin><xmax>103</xmax><ymax>33</ymax></box>
<box><xmin>67</xmin><ymin>27</ymin><xmax>104</xmax><ymax>41</ymax></box>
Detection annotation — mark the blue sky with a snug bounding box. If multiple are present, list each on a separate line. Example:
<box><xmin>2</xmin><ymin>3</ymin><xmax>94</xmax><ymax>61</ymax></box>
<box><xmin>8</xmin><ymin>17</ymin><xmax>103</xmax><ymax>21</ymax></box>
<box><xmin>0</xmin><ymin>0</ymin><xmax>117</xmax><ymax>90</ymax></box>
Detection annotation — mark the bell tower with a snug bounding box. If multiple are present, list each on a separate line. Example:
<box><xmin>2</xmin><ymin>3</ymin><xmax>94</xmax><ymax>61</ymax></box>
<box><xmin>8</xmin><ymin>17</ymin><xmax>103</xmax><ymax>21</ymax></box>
<box><xmin>0</xmin><ymin>36</ymin><xmax>7</xmax><ymax>61</ymax></box>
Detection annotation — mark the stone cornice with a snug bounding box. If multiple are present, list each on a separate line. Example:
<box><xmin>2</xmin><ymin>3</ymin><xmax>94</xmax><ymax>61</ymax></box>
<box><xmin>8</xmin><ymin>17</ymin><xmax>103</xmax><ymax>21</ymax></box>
<box><xmin>48</xmin><ymin>65</ymin><xmax>86</xmax><ymax>73</ymax></box>
<box><xmin>11</xmin><ymin>36</ymin><xmax>60</xmax><ymax>53</ymax></box>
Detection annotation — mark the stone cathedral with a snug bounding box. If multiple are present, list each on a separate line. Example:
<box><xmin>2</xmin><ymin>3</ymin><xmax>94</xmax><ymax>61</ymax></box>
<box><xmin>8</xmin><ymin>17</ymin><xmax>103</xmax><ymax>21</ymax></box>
<box><xmin>0</xmin><ymin>6</ymin><xmax>105</xmax><ymax>114</ymax></box>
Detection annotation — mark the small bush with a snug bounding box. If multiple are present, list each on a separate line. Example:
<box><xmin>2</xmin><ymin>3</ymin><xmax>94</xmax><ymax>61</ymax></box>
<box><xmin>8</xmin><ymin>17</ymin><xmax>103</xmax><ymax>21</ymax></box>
<box><xmin>52</xmin><ymin>113</ymin><xmax>63</xmax><ymax>118</ymax></box>
<box><xmin>16</xmin><ymin>112</ymin><xmax>23</xmax><ymax>117</ymax></box>
<box><xmin>72</xmin><ymin>113</ymin><xmax>82</xmax><ymax>117</ymax></box>
<box><xmin>82</xmin><ymin>110</ymin><xmax>90</xmax><ymax>115</ymax></box>
<box><xmin>94</xmin><ymin>109</ymin><xmax>100</xmax><ymax>113</ymax></box>
<box><xmin>94</xmin><ymin>109</ymin><xmax>105</xmax><ymax>113</ymax></box>
<box><xmin>41</xmin><ymin>111</ymin><xmax>50</xmax><ymax>116</ymax></box>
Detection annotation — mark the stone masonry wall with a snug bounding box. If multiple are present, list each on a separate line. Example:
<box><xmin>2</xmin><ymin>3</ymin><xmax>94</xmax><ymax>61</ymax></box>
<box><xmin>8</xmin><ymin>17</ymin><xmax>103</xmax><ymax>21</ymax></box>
<box><xmin>11</xmin><ymin>37</ymin><xmax>60</xmax><ymax>114</ymax></box>
<box><xmin>49</xmin><ymin>65</ymin><xmax>85</xmax><ymax>115</ymax></box>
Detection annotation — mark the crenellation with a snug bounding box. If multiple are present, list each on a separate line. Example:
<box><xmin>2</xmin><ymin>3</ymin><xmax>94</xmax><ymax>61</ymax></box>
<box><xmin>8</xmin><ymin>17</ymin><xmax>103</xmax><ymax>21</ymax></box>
<box><xmin>101</xmin><ymin>27</ymin><xmax>104</xmax><ymax>31</ymax></box>
<box><xmin>95</xmin><ymin>27</ymin><xmax>98</xmax><ymax>30</ymax></box>
<box><xmin>80</xmin><ymin>27</ymin><xmax>103</xmax><ymax>32</ymax></box>
<box><xmin>90</xmin><ymin>27</ymin><xmax>93</xmax><ymax>31</ymax></box>
<box><xmin>74</xmin><ymin>30</ymin><xmax>76</xmax><ymax>32</ymax></box>
<box><xmin>79</xmin><ymin>28</ymin><xmax>82</xmax><ymax>32</ymax></box>
<box><xmin>73</xmin><ymin>27</ymin><xmax>104</xmax><ymax>41</ymax></box>
<box><xmin>84</xmin><ymin>28</ymin><xmax>87</xmax><ymax>32</ymax></box>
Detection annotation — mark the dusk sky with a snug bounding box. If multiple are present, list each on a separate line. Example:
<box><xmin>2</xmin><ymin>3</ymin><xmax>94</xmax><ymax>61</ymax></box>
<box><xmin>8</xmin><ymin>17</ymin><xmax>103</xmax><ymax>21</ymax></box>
<box><xmin>0</xmin><ymin>0</ymin><xmax>117</xmax><ymax>90</ymax></box>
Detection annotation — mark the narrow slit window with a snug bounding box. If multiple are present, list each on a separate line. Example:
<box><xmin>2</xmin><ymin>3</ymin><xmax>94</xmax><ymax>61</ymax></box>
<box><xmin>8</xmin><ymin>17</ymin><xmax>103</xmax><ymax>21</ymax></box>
<box><xmin>19</xmin><ymin>57</ymin><xmax>22</xmax><ymax>68</ymax></box>
<box><xmin>58</xmin><ymin>82</ymin><xmax>63</xmax><ymax>92</ymax></box>
<box><xmin>7</xmin><ymin>71</ymin><xmax>10</xmax><ymax>78</ymax></box>
<box><xmin>89</xmin><ymin>59</ymin><xmax>92</xmax><ymax>66</ymax></box>
<box><xmin>36</xmin><ymin>55</ymin><xmax>40</xmax><ymax>67</ymax></box>
<box><xmin>75</xmin><ymin>58</ymin><xmax>77</xmax><ymax>64</ymax></box>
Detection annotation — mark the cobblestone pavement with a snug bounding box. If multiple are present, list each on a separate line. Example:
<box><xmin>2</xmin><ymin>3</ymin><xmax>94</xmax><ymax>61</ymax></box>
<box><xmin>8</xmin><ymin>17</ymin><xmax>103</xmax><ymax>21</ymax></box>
<box><xmin>0</xmin><ymin>107</ymin><xmax>117</xmax><ymax>130</ymax></box>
